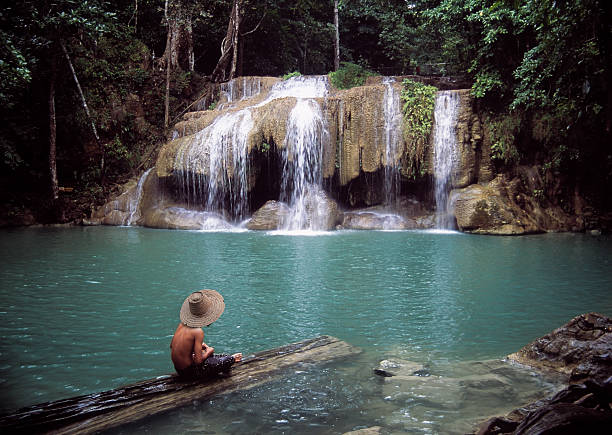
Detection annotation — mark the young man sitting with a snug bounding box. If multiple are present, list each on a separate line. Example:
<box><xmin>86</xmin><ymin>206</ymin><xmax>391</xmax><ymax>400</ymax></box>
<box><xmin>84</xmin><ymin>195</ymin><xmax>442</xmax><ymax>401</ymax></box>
<box><xmin>170</xmin><ymin>290</ymin><xmax>242</xmax><ymax>379</ymax></box>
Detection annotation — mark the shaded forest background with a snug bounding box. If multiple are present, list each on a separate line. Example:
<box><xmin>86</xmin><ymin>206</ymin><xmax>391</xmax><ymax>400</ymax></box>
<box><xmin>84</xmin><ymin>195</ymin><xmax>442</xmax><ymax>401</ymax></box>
<box><xmin>1</xmin><ymin>0</ymin><xmax>610</xmax><ymax>226</ymax></box>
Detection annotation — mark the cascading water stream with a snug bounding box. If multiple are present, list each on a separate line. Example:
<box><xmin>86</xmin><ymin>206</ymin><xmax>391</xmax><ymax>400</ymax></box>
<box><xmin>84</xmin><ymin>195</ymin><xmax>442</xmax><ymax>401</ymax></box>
<box><xmin>175</xmin><ymin>109</ymin><xmax>253</xmax><ymax>220</ymax></box>
<box><xmin>433</xmin><ymin>90</ymin><xmax>460</xmax><ymax>229</ymax></box>
<box><xmin>280</xmin><ymin>98</ymin><xmax>329</xmax><ymax>230</ymax></box>
<box><xmin>382</xmin><ymin>77</ymin><xmax>402</xmax><ymax>207</ymax></box>
<box><xmin>126</xmin><ymin>168</ymin><xmax>153</xmax><ymax>225</ymax></box>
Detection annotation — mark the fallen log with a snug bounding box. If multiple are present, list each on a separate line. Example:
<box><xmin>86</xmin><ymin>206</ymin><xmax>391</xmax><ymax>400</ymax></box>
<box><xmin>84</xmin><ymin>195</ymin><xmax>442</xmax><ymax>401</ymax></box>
<box><xmin>1</xmin><ymin>335</ymin><xmax>359</xmax><ymax>434</ymax></box>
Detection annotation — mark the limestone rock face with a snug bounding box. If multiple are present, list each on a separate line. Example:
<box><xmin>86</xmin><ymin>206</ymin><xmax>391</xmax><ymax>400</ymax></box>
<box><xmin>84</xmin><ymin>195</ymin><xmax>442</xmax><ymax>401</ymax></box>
<box><xmin>327</xmin><ymin>84</ymin><xmax>387</xmax><ymax>185</ymax></box>
<box><xmin>246</xmin><ymin>200</ymin><xmax>290</xmax><ymax>230</ymax></box>
<box><xmin>453</xmin><ymin>90</ymin><xmax>489</xmax><ymax>188</ymax></box>
<box><xmin>451</xmin><ymin>176</ymin><xmax>542</xmax><ymax>235</ymax></box>
<box><xmin>507</xmin><ymin>312</ymin><xmax>612</xmax><ymax>384</ymax></box>
<box><xmin>90</xmin><ymin>178</ymin><xmax>141</xmax><ymax>226</ymax></box>
<box><xmin>452</xmin><ymin>170</ymin><xmax>578</xmax><ymax>235</ymax></box>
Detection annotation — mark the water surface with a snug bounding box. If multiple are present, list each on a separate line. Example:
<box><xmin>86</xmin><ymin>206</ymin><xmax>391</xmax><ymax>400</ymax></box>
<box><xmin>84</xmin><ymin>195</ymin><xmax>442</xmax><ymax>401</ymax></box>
<box><xmin>1</xmin><ymin>227</ymin><xmax>610</xmax><ymax>432</ymax></box>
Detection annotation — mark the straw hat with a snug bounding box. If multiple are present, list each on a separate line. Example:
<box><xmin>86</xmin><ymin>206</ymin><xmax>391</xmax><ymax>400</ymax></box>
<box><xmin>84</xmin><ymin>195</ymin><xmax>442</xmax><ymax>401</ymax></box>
<box><xmin>180</xmin><ymin>290</ymin><xmax>225</xmax><ymax>328</ymax></box>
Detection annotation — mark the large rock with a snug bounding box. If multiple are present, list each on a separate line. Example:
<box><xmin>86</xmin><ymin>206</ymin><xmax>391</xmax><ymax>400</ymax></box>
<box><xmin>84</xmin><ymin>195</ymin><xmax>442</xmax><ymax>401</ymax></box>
<box><xmin>341</xmin><ymin>210</ymin><xmax>434</xmax><ymax>230</ymax></box>
<box><xmin>507</xmin><ymin>312</ymin><xmax>612</xmax><ymax>384</ymax></box>
<box><xmin>342</xmin><ymin>212</ymin><xmax>410</xmax><ymax>230</ymax></box>
<box><xmin>474</xmin><ymin>313</ymin><xmax>612</xmax><ymax>434</ymax></box>
<box><xmin>141</xmin><ymin>207</ymin><xmax>233</xmax><ymax>230</ymax></box>
<box><xmin>246</xmin><ymin>200</ymin><xmax>290</xmax><ymax>230</ymax></box>
<box><xmin>451</xmin><ymin>176</ymin><xmax>542</xmax><ymax>235</ymax></box>
<box><xmin>247</xmin><ymin>189</ymin><xmax>342</xmax><ymax>231</ymax></box>
<box><xmin>295</xmin><ymin>187</ymin><xmax>342</xmax><ymax>230</ymax></box>
<box><xmin>90</xmin><ymin>178</ymin><xmax>141</xmax><ymax>226</ymax></box>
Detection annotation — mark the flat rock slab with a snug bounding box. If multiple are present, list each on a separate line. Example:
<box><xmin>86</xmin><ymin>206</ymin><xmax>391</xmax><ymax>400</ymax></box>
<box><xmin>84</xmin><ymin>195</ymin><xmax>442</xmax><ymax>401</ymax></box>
<box><xmin>0</xmin><ymin>335</ymin><xmax>360</xmax><ymax>434</ymax></box>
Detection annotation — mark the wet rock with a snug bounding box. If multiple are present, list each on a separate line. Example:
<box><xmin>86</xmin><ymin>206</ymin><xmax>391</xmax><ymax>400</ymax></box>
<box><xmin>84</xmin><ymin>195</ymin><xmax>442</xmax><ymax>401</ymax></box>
<box><xmin>451</xmin><ymin>176</ymin><xmax>542</xmax><ymax>235</ymax></box>
<box><xmin>342</xmin><ymin>426</ymin><xmax>382</xmax><ymax>435</ymax></box>
<box><xmin>474</xmin><ymin>313</ymin><xmax>612</xmax><ymax>434</ymax></box>
<box><xmin>476</xmin><ymin>378</ymin><xmax>612</xmax><ymax>434</ymax></box>
<box><xmin>91</xmin><ymin>178</ymin><xmax>140</xmax><ymax>226</ymax></box>
<box><xmin>142</xmin><ymin>207</ymin><xmax>233</xmax><ymax>230</ymax></box>
<box><xmin>375</xmin><ymin>359</ymin><xmax>424</xmax><ymax>377</ymax></box>
<box><xmin>295</xmin><ymin>187</ymin><xmax>342</xmax><ymax>230</ymax></box>
<box><xmin>246</xmin><ymin>200</ymin><xmax>290</xmax><ymax>230</ymax></box>
<box><xmin>342</xmin><ymin>212</ymin><xmax>409</xmax><ymax>230</ymax></box>
<box><xmin>507</xmin><ymin>312</ymin><xmax>612</xmax><ymax>384</ymax></box>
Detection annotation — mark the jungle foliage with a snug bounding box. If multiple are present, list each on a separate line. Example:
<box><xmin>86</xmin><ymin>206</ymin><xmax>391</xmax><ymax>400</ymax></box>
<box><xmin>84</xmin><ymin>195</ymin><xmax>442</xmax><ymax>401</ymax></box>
<box><xmin>400</xmin><ymin>79</ymin><xmax>437</xmax><ymax>179</ymax></box>
<box><xmin>0</xmin><ymin>0</ymin><xmax>610</xmax><ymax>223</ymax></box>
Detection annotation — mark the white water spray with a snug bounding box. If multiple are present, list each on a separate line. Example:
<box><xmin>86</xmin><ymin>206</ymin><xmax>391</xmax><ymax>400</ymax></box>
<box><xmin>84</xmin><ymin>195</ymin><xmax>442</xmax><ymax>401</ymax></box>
<box><xmin>433</xmin><ymin>90</ymin><xmax>460</xmax><ymax>229</ymax></box>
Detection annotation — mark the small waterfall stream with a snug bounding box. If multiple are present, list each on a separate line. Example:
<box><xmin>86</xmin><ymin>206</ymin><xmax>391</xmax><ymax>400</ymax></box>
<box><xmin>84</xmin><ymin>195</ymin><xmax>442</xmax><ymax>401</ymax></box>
<box><xmin>382</xmin><ymin>77</ymin><xmax>402</xmax><ymax>207</ymax></box>
<box><xmin>126</xmin><ymin>168</ymin><xmax>153</xmax><ymax>225</ymax></box>
<box><xmin>433</xmin><ymin>90</ymin><xmax>460</xmax><ymax>229</ymax></box>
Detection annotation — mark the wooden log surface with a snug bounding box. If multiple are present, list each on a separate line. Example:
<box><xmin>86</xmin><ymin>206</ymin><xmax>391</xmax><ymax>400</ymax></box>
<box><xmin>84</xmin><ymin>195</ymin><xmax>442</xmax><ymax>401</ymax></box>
<box><xmin>1</xmin><ymin>335</ymin><xmax>360</xmax><ymax>434</ymax></box>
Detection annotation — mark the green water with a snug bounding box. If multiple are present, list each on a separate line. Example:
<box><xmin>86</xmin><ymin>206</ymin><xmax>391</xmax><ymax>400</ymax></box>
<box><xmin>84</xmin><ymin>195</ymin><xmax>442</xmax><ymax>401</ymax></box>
<box><xmin>1</xmin><ymin>227</ymin><xmax>611</xmax><ymax>432</ymax></box>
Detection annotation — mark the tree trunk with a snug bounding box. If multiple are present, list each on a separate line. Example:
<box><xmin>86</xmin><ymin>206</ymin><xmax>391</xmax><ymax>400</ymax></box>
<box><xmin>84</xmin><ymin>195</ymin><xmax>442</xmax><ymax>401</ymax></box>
<box><xmin>211</xmin><ymin>0</ymin><xmax>244</xmax><ymax>83</ymax></box>
<box><xmin>49</xmin><ymin>55</ymin><xmax>58</xmax><ymax>201</ymax></box>
<box><xmin>162</xmin><ymin>0</ymin><xmax>194</xmax><ymax>128</ymax></box>
<box><xmin>164</xmin><ymin>0</ymin><xmax>171</xmax><ymax>128</ymax></box>
<box><xmin>334</xmin><ymin>0</ymin><xmax>340</xmax><ymax>71</ymax></box>
<box><xmin>0</xmin><ymin>336</ymin><xmax>360</xmax><ymax>434</ymax></box>
<box><xmin>162</xmin><ymin>1</ymin><xmax>194</xmax><ymax>72</ymax></box>
<box><xmin>60</xmin><ymin>40</ymin><xmax>105</xmax><ymax>184</ymax></box>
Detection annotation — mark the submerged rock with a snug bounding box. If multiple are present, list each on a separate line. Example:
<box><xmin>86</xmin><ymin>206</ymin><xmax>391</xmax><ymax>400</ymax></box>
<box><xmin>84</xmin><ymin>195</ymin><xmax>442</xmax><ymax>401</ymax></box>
<box><xmin>342</xmin><ymin>427</ymin><xmax>382</xmax><ymax>435</ymax></box>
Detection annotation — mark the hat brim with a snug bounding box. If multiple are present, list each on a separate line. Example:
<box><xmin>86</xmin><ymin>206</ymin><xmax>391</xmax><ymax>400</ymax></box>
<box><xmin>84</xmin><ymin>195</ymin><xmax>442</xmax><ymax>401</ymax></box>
<box><xmin>180</xmin><ymin>289</ymin><xmax>225</xmax><ymax>327</ymax></box>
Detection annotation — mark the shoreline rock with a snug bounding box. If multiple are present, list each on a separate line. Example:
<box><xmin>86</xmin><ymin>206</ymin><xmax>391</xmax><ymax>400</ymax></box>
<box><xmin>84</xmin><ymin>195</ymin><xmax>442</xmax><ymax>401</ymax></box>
<box><xmin>475</xmin><ymin>313</ymin><xmax>612</xmax><ymax>434</ymax></box>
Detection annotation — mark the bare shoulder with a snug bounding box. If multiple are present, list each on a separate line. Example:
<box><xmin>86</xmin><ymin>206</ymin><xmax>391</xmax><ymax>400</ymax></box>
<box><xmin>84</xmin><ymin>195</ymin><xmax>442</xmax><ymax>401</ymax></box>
<box><xmin>185</xmin><ymin>326</ymin><xmax>204</xmax><ymax>340</ymax></box>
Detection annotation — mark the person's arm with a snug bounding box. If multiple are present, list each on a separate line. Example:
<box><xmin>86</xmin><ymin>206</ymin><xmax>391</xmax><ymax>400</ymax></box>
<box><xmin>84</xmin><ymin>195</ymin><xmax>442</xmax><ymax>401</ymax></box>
<box><xmin>202</xmin><ymin>343</ymin><xmax>214</xmax><ymax>360</ymax></box>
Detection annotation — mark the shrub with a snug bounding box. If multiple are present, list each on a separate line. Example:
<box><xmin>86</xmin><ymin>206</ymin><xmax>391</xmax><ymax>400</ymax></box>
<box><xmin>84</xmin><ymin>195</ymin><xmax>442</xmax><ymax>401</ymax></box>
<box><xmin>328</xmin><ymin>62</ymin><xmax>374</xmax><ymax>89</ymax></box>
<box><xmin>400</xmin><ymin>79</ymin><xmax>437</xmax><ymax>178</ymax></box>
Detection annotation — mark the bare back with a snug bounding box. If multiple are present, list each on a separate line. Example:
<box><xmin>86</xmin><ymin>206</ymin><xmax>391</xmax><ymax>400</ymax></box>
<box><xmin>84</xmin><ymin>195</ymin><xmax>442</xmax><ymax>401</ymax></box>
<box><xmin>170</xmin><ymin>323</ymin><xmax>204</xmax><ymax>371</ymax></box>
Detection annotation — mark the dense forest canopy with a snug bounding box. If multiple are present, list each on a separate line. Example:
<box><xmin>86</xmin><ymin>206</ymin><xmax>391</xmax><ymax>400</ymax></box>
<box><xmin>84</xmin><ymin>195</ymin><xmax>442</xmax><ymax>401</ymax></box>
<box><xmin>0</xmin><ymin>0</ymin><xmax>610</xmax><ymax>224</ymax></box>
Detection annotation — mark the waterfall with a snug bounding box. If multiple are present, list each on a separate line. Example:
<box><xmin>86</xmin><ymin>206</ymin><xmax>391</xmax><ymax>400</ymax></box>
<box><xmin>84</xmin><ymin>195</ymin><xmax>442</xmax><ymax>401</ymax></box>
<box><xmin>175</xmin><ymin>109</ymin><xmax>253</xmax><ymax>220</ymax></box>
<box><xmin>382</xmin><ymin>77</ymin><xmax>402</xmax><ymax>207</ymax></box>
<box><xmin>265</xmin><ymin>75</ymin><xmax>329</xmax><ymax>101</ymax></box>
<box><xmin>433</xmin><ymin>90</ymin><xmax>460</xmax><ymax>229</ymax></box>
<box><xmin>280</xmin><ymin>98</ymin><xmax>329</xmax><ymax>230</ymax></box>
<box><xmin>126</xmin><ymin>168</ymin><xmax>153</xmax><ymax>225</ymax></box>
<box><xmin>241</xmin><ymin>77</ymin><xmax>262</xmax><ymax>100</ymax></box>
<box><xmin>269</xmin><ymin>76</ymin><xmax>330</xmax><ymax>230</ymax></box>
<box><xmin>174</xmin><ymin>75</ymin><xmax>330</xmax><ymax>226</ymax></box>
